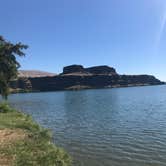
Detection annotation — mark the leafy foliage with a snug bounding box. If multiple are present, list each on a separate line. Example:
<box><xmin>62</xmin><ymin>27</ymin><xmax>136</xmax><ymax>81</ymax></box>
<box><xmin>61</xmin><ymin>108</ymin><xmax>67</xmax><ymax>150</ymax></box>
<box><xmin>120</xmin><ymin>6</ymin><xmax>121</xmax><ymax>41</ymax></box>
<box><xmin>0</xmin><ymin>36</ymin><xmax>28</xmax><ymax>99</ymax></box>
<box><xmin>0</xmin><ymin>102</ymin><xmax>14</xmax><ymax>113</ymax></box>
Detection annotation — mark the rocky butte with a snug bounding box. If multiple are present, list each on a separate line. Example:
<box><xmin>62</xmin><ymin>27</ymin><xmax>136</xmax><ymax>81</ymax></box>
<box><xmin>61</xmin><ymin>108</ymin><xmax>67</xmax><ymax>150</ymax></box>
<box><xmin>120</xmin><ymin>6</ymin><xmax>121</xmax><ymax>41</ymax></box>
<box><xmin>10</xmin><ymin>65</ymin><xmax>165</xmax><ymax>92</ymax></box>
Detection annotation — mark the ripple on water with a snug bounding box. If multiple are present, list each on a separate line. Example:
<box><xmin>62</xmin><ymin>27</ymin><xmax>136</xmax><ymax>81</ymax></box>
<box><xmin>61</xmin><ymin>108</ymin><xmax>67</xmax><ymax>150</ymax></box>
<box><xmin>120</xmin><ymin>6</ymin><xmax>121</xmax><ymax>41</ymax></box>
<box><xmin>4</xmin><ymin>85</ymin><xmax>166</xmax><ymax>166</ymax></box>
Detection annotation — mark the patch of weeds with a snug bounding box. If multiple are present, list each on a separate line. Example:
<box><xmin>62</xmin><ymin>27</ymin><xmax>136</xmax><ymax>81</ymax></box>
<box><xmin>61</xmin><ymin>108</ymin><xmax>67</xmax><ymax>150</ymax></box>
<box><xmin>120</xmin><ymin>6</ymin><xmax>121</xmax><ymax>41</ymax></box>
<box><xmin>0</xmin><ymin>104</ymin><xmax>72</xmax><ymax>166</ymax></box>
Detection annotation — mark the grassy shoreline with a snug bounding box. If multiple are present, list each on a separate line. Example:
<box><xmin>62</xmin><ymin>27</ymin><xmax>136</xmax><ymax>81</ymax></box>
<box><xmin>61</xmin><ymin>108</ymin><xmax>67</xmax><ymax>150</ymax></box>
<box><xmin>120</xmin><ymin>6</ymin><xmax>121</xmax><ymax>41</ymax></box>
<box><xmin>0</xmin><ymin>103</ymin><xmax>72</xmax><ymax>166</ymax></box>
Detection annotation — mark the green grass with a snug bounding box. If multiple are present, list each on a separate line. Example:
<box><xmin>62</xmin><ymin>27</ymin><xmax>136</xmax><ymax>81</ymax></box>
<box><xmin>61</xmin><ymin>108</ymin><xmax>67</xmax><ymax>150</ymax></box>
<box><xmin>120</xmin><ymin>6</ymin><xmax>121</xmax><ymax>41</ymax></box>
<box><xmin>0</xmin><ymin>103</ymin><xmax>72</xmax><ymax>166</ymax></box>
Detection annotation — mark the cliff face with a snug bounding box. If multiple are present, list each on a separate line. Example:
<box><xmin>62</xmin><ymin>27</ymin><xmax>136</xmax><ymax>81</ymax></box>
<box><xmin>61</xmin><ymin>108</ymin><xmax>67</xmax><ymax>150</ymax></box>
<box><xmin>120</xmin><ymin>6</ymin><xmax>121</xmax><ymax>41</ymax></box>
<box><xmin>85</xmin><ymin>66</ymin><xmax>117</xmax><ymax>75</ymax></box>
<box><xmin>61</xmin><ymin>65</ymin><xmax>117</xmax><ymax>75</ymax></box>
<box><xmin>27</xmin><ymin>74</ymin><xmax>163</xmax><ymax>91</ymax></box>
<box><xmin>62</xmin><ymin>65</ymin><xmax>85</xmax><ymax>74</ymax></box>
<box><xmin>11</xmin><ymin>65</ymin><xmax>164</xmax><ymax>92</ymax></box>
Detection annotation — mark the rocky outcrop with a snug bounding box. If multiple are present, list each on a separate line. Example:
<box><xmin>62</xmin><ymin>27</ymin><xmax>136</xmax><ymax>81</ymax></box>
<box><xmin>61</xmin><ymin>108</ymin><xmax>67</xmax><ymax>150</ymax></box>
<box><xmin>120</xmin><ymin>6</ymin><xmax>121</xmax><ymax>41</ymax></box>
<box><xmin>25</xmin><ymin>74</ymin><xmax>163</xmax><ymax>92</ymax></box>
<box><xmin>62</xmin><ymin>65</ymin><xmax>85</xmax><ymax>74</ymax></box>
<box><xmin>61</xmin><ymin>65</ymin><xmax>117</xmax><ymax>75</ymax></box>
<box><xmin>85</xmin><ymin>66</ymin><xmax>117</xmax><ymax>75</ymax></box>
<box><xmin>10</xmin><ymin>65</ymin><xmax>165</xmax><ymax>92</ymax></box>
<box><xmin>10</xmin><ymin>77</ymin><xmax>32</xmax><ymax>91</ymax></box>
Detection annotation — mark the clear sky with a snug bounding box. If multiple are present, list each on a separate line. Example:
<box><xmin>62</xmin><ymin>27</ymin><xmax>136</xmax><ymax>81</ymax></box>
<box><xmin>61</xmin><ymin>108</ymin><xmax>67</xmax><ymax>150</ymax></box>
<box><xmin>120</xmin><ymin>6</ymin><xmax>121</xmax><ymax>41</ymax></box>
<box><xmin>0</xmin><ymin>0</ymin><xmax>166</xmax><ymax>81</ymax></box>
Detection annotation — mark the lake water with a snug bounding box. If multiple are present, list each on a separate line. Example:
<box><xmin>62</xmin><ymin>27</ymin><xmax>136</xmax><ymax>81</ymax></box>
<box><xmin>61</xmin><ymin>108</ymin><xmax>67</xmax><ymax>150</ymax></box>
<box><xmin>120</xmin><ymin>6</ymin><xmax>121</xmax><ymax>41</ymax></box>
<box><xmin>6</xmin><ymin>85</ymin><xmax>166</xmax><ymax>166</ymax></box>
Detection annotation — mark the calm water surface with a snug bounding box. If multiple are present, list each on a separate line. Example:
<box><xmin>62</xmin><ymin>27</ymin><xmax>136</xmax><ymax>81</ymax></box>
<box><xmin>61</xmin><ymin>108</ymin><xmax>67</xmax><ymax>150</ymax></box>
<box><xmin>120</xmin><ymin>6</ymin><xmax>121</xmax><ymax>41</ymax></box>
<box><xmin>6</xmin><ymin>85</ymin><xmax>166</xmax><ymax>166</ymax></box>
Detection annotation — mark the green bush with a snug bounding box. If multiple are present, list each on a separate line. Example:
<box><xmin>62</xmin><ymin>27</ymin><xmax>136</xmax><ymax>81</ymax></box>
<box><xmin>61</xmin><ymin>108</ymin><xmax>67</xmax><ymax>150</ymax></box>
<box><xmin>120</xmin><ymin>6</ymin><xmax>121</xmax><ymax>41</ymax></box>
<box><xmin>0</xmin><ymin>102</ymin><xmax>14</xmax><ymax>113</ymax></box>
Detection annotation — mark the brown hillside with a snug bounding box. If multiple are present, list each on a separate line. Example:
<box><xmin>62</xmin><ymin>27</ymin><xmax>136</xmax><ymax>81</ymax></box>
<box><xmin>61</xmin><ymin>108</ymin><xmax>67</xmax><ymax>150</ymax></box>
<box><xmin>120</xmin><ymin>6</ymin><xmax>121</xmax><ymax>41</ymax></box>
<box><xmin>18</xmin><ymin>70</ymin><xmax>56</xmax><ymax>78</ymax></box>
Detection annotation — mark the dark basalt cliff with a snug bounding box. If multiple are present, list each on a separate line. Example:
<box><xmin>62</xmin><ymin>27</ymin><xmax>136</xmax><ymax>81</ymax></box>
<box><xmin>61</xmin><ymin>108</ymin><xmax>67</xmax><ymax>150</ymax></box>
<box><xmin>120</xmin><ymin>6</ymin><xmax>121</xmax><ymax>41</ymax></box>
<box><xmin>62</xmin><ymin>65</ymin><xmax>117</xmax><ymax>75</ymax></box>
<box><xmin>11</xmin><ymin>65</ymin><xmax>164</xmax><ymax>92</ymax></box>
<box><xmin>85</xmin><ymin>66</ymin><xmax>117</xmax><ymax>75</ymax></box>
<box><xmin>62</xmin><ymin>65</ymin><xmax>85</xmax><ymax>74</ymax></box>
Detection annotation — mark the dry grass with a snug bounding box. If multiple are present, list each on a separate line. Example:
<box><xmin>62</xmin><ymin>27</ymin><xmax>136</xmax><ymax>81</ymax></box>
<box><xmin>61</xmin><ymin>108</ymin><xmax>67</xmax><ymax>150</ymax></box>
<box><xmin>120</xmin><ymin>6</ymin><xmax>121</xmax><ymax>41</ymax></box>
<box><xmin>0</xmin><ymin>129</ymin><xmax>26</xmax><ymax>145</ymax></box>
<box><xmin>0</xmin><ymin>155</ymin><xmax>14</xmax><ymax>166</ymax></box>
<box><xmin>0</xmin><ymin>129</ymin><xmax>26</xmax><ymax>166</ymax></box>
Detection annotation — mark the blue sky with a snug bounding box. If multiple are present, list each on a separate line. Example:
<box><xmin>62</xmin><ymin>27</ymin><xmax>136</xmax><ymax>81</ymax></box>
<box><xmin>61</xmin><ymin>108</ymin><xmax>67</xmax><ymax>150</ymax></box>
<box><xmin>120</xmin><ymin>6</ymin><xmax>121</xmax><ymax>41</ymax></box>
<box><xmin>0</xmin><ymin>0</ymin><xmax>166</xmax><ymax>81</ymax></box>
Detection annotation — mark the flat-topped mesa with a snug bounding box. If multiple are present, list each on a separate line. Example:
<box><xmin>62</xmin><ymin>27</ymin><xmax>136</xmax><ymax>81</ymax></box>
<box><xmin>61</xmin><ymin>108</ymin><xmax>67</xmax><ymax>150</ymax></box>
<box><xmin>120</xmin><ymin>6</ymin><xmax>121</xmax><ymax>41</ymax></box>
<box><xmin>62</xmin><ymin>65</ymin><xmax>117</xmax><ymax>75</ymax></box>
<box><xmin>85</xmin><ymin>66</ymin><xmax>117</xmax><ymax>75</ymax></box>
<box><xmin>63</xmin><ymin>65</ymin><xmax>85</xmax><ymax>74</ymax></box>
<box><xmin>10</xmin><ymin>65</ymin><xmax>165</xmax><ymax>92</ymax></box>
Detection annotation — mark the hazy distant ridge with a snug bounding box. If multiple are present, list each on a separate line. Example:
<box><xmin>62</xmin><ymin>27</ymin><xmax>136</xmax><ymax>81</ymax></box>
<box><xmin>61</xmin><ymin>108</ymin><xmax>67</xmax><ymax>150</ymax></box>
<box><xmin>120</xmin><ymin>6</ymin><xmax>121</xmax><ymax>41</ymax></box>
<box><xmin>18</xmin><ymin>70</ymin><xmax>56</xmax><ymax>78</ymax></box>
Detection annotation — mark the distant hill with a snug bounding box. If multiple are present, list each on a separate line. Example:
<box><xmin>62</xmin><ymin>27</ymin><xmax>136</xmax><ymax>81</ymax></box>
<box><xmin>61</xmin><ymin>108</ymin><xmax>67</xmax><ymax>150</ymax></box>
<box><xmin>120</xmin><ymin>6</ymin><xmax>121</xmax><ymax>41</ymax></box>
<box><xmin>10</xmin><ymin>65</ymin><xmax>164</xmax><ymax>93</ymax></box>
<box><xmin>18</xmin><ymin>70</ymin><xmax>56</xmax><ymax>78</ymax></box>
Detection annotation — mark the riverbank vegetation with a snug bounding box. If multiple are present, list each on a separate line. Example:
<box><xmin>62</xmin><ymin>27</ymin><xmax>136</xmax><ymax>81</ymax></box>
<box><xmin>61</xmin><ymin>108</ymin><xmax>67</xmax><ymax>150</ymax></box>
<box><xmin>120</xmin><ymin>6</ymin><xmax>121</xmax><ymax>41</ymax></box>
<box><xmin>0</xmin><ymin>103</ymin><xmax>72</xmax><ymax>166</ymax></box>
<box><xmin>0</xmin><ymin>36</ymin><xmax>71</xmax><ymax>165</ymax></box>
<box><xmin>0</xmin><ymin>36</ymin><xmax>28</xmax><ymax>100</ymax></box>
